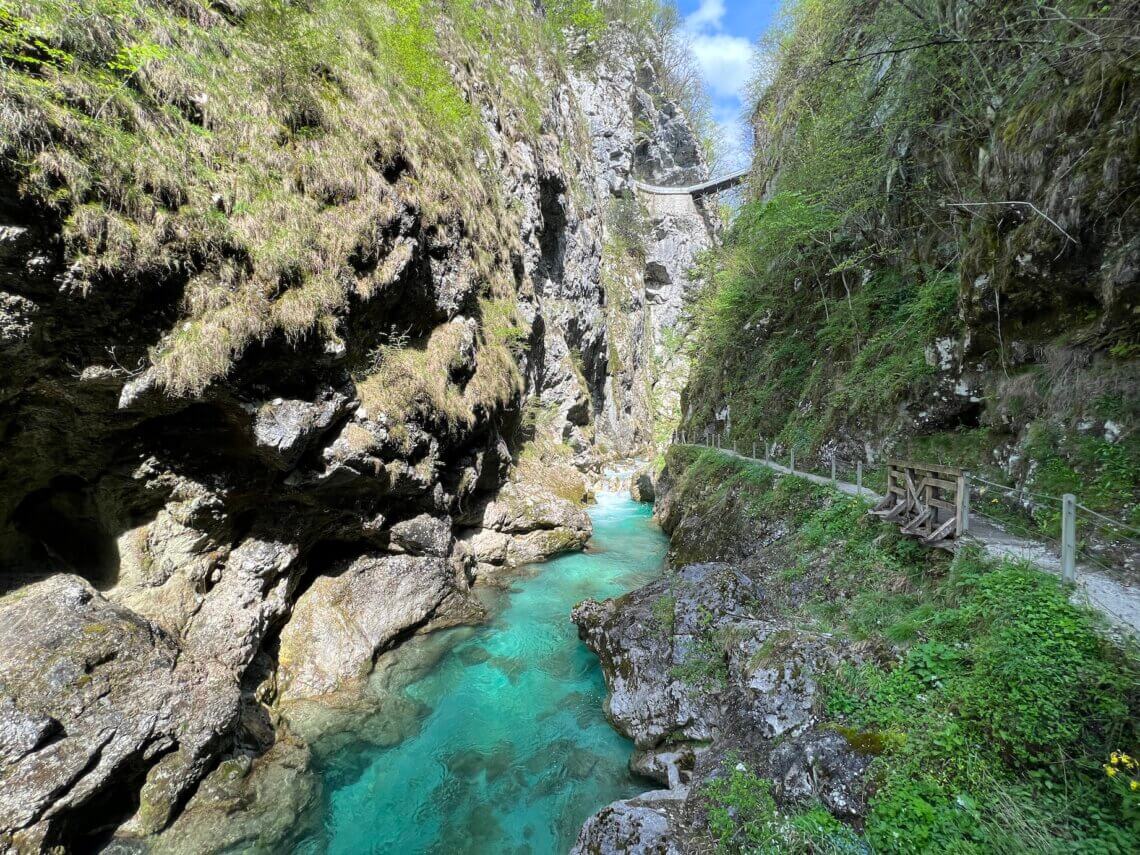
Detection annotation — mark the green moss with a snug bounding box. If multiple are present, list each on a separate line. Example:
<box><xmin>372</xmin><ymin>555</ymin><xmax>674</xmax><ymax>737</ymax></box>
<box><xmin>831</xmin><ymin>724</ymin><xmax>900</xmax><ymax>757</ymax></box>
<box><xmin>651</xmin><ymin>593</ymin><xmax>676</xmax><ymax>633</ymax></box>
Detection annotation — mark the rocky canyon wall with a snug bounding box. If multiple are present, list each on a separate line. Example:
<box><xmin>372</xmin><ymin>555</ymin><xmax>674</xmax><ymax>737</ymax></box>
<box><xmin>0</xmin><ymin>3</ymin><xmax>712</xmax><ymax>851</ymax></box>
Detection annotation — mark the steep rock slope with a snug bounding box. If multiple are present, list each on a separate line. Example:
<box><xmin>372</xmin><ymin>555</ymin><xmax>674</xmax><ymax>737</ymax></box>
<box><xmin>683</xmin><ymin>0</ymin><xmax>1138</xmax><ymax>545</ymax></box>
<box><xmin>0</xmin><ymin>1</ymin><xmax>712</xmax><ymax>850</ymax></box>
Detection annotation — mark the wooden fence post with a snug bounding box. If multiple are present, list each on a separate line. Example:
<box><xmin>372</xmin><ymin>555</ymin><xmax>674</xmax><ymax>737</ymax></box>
<box><xmin>752</xmin><ymin>442</ymin><xmax>756</xmax><ymax>459</ymax></box>
<box><xmin>831</xmin><ymin>459</ymin><xmax>837</xmax><ymax>485</ymax></box>
<box><xmin>790</xmin><ymin>449</ymin><xmax>796</xmax><ymax>473</ymax></box>
<box><xmin>1061</xmin><ymin>493</ymin><xmax>1077</xmax><ymax>583</ymax></box>
<box><xmin>856</xmin><ymin>461</ymin><xmax>863</xmax><ymax>497</ymax></box>
<box><xmin>958</xmin><ymin>472</ymin><xmax>970</xmax><ymax>535</ymax></box>
<box><xmin>765</xmin><ymin>443</ymin><xmax>771</xmax><ymax>462</ymax></box>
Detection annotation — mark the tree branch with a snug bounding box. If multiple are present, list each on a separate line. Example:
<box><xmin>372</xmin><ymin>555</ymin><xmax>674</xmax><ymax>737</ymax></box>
<box><xmin>946</xmin><ymin>201</ymin><xmax>1078</xmax><ymax>246</ymax></box>
<box><xmin>826</xmin><ymin>36</ymin><xmax>1049</xmax><ymax>66</ymax></box>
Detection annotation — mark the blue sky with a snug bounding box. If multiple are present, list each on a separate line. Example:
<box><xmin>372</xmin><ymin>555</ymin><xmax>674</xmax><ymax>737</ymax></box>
<box><xmin>675</xmin><ymin>0</ymin><xmax>783</xmax><ymax>168</ymax></box>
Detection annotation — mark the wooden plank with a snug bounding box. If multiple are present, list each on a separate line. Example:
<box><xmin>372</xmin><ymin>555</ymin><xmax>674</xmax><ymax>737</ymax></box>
<box><xmin>925</xmin><ymin>497</ymin><xmax>957</xmax><ymax>512</ymax></box>
<box><xmin>903</xmin><ymin>472</ymin><xmax>919</xmax><ymax>509</ymax></box>
<box><xmin>882</xmin><ymin>502</ymin><xmax>907</xmax><ymax>522</ymax></box>
<box><xmin>955</xmin><ymin>473</ymin><xmax>968</xmax><ymax>537</ymax></box>
<box><xmin>922</xmin><ymin>517</ymin><xmax>956</xmax><ymax>544</ymax></box>
<box><xmin>901</xmin><ymin>508</ymin><xmax>933</xmax><ymax>534</ymax></box>
<box><xmin>915</xmin><ymin>476</ymin><xmax>959</xmax><ymax>492</ymax></box>
<box><xmin>888</xmin><ymin>460</ymin><xmax>963</xmax><ymax>478</ymax></box>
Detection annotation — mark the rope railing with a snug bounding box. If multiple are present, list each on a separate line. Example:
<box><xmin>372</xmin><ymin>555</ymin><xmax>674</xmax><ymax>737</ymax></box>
<box><xmin>966</xmin><ymin>474</ymin><xmax>1066</xmax><ymax>506</ymax></box>
<box><xmin>1075</xmin><ymin>504</ymin><xmax>1140</xmax><ymax>539</ymax></box>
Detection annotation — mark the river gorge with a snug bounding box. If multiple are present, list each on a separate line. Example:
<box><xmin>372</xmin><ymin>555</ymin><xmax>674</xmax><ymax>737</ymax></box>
<box><xmin>290</xmin><ymin>491</ymin><xmax>667</xmax><ymax>853</ymax></box>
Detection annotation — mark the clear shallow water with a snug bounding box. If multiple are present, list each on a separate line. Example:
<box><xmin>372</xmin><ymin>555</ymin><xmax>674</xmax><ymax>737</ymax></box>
<box><xmin>308</xmin><ymin>492</ymin><xmax>668</xmax><ymax>855</ymax></box>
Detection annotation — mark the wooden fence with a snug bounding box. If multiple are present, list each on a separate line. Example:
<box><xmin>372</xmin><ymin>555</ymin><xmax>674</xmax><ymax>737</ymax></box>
<box><xmin>871</xmin><ymin>460</ymin><xmax>968</xmax><ymax>550</ymax></box>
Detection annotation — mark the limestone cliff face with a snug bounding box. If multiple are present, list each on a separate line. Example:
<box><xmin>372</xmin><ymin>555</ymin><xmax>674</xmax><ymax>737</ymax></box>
<box><xmin>571</xmin><ymin>32</ymin><xmax>716</xmax><ymax>454</ymax></box>
<box><xmin>0</xmin><ymin>7</ymin><xmax>711</xmax><ymax>852</ymax></box>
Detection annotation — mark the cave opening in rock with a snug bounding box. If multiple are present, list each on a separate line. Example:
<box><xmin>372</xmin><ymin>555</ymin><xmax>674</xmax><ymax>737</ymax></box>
<box><xmin>10</xmin><ymin>475</ymin><xmax>121</xmax><ymax>588</ymax></box>
<box><xmin>535</xmin><ymin>174</ymin><xmax>567</xmax><ymax>292</ymax></box>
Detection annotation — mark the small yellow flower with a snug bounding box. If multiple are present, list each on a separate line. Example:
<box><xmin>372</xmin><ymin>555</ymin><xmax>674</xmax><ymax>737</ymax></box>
<box><xmin>1131</xmin><ymin>780</ymin><xmax>1139</xmax><ymax>791</ymax></box>
<box><xmin>1106</xmin><ymin>766</ymin><xmax>1118</xmax><ymax>777</ymax></box>
<box><xmin>1111</xmin><ymin>752</ymin><xmax>1120</xmax><ymax>764</ymax></box>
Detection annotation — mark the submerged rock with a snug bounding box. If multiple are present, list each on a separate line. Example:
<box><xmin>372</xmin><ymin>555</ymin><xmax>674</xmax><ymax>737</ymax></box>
<box><xmin>139</xmin><ymin>738</ymin><xmax>320</xmax><ymax>855</ymax></box>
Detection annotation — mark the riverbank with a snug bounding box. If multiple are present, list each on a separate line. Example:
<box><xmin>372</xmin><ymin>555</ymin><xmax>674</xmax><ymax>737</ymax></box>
<box><xmin>573</xmin><ymin>446</ymin><xmax>1140</xmax><ymax>852</ymax></box>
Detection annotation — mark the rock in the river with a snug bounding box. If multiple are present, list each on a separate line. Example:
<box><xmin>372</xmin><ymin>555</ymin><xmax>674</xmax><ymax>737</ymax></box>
<box><xmin>630</xmin><ymin>470</ymin><xmax>655</xmax><ymax>503</ymax></box>
<box><xmin>570</xmin><ymin>789</ymin><xmax>686</xmax><ymax>855</ymax></box>
<box><xmin>276</xmin><ymin>554</ymin><xmax>483</xmax><ymax>702</ymax></box>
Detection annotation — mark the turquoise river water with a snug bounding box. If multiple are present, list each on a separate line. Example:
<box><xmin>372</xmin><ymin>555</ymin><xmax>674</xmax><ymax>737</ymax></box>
<box><xmin>304</xmin><ymin>491</ymin><xmax>668</xmax><ymax>854</ymax></box>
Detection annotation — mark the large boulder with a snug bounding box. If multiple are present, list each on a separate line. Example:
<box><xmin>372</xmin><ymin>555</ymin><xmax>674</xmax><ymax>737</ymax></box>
<box><xmin>572</xmin><ymin>562</ymin><xmax>766</xmax><ymax>748</ymax></box>
<box><xmin>276</xmin><ymin>553</ymin><xmax>483</xmax><ymax>702</ymax></box>
<box><xmin>0</xmin><ymin>576</ymin><xmax>182</xmax><ymax>850</ymax></box>
<box><xmin>630</xmin><ymin>470</ymin><xmax>655</xmax><ymax>503</ymax></box>
<box><xmin>457</xmin><ymin>479</ymin><xmax>591</xmax><ymax>574</ymax></box>
<box><xmin>570</xmin><ymin>789</ymin><xmax>686</xmax><ymax>855</ymax></box>
<box><xmin>573</xmin><ymin>560</ymin><xmax>872</xmax><ymax>850</ymax></box>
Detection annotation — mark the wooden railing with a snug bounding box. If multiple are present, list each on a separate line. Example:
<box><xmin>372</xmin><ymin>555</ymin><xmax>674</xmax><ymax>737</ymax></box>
<box><xmin>871</xmin><ymin>460</ymin><xmax>968</xmax><ymax>550</ymax></box>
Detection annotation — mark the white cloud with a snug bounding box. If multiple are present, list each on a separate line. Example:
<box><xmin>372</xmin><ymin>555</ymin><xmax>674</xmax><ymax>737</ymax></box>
<box><xmin>685</xmin><ymin>0</ymin><xmax>726</xmax><ymax>32</ymax></box>
<box><xmin>712</xmin><ymin>102</ymin><xmax>750</xmax><ymax>171</ymax></box>
<box><xmin>682</xmin><ymin>0</ymin><xmax>756</xmax><ymax>174</ymax></box>
<box><xmin>690</xmin><ymin>32</ymin><xmax>753</xmax><ymax>101</ymax></box>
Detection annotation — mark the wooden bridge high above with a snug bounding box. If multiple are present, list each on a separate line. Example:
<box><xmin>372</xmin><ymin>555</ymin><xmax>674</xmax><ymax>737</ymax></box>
<box><xmin>633</xmin><ymin>168</ymin><xmax>748</xmax><ymax>199</ymax></box>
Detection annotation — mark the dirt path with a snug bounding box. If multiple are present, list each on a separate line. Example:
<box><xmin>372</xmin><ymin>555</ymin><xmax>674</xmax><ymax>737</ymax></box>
<box><xmin>704</xmin><ymin>446</ymin><xmax>1140</xmax><ymax>637</ymax></box>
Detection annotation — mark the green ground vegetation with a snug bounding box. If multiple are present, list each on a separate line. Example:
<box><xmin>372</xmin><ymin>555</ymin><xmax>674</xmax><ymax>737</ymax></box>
<box><xmin>666</xmin><ymin>446</ymin><xmax>1140</xmax><ymax>853</ymax></box>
